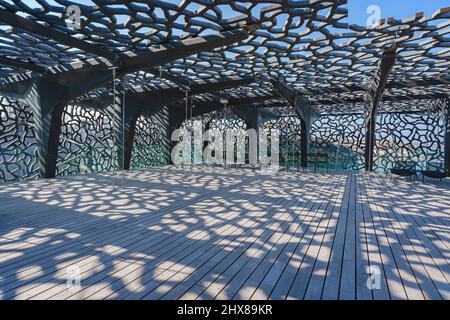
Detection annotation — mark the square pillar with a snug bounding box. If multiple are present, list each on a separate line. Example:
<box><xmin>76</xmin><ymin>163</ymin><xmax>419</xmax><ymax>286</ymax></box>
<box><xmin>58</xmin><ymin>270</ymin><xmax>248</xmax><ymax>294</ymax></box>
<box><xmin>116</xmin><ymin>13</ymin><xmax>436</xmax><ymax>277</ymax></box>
<box><xmin>300</xmin><ymin>118</ymin><xmax>309</xmax><ymax>168</ymax></box>
<box><xmin>364</xmin><ymin>110</ymin><xmax>377</xmax><ymax>172</ymax></box>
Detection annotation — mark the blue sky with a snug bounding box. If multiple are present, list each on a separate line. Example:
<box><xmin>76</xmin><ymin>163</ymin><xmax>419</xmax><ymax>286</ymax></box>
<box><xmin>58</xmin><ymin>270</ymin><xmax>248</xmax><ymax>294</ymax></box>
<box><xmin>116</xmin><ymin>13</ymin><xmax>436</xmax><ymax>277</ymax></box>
<box><xmin>347</xmin><ymin>0</ymin><xmax>449</xmax><ymax>25</ymax></box>
<box><xmin>22</xmin><ymin>0</ymin><xmax>450</xmax><ymax>26</ymax></box>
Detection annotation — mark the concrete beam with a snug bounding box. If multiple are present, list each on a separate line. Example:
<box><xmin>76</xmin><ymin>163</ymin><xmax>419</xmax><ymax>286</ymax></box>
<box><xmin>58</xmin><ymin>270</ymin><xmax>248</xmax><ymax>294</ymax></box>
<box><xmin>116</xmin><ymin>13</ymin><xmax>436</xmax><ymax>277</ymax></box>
<box><xmin>81</xmin><ymin>75</ymin><xmax>252</xmax><ymax>108</ymax></box>
<box><xmin>190</xmin><ymin>76</ymin><xmax>253</xmax><ymax>95</ymax></box>
<box><xmin>1</xmin><ymin>29</ymin><xmax>250</xmax><ymax>101</ymax></box>
<box><xmin>168</xmin><ymin>93</ymin><xmax>277</xmax><ymax>130</ymax></box>
<box><xmin>311</xmin><ymin>92</ymin><xmax>449</xmax><ymax>106</ymax></box>
<box><xmin>272</xmin><ymin>81</ymin><xmax>320</xmax><ymax>123</ymax></box>
<box><xmin>231</xmin><ymin>105</ymin><xmax>280</xmax><ymax>130</ymax></box>
<box><xmin>169</xmin><ymin>92</ymin><xmax>278</xmax><ymax>131</ymax></box>
<box><xmin>272</xmin><ymin>80</ymin><xmax>320</xmax><ymax>167</ymax></box>
<box><xmin>229</xmin><ymin>92</ymin><xmax>279</xmax><ymax>107</ymax></box>
<box><xmin>294</xmin><ymin>77</ymin><xmax>449</xmax><ymax>96</ymax></box>
<box><xmin>0</xmin><ymin>79</ymin><xmax>34</xmax><ymax>100</ymax></box>
<box><xmin>162</xmin><ymin>92</ymin><xmax>278</xmax><ymax>165</ymax></box>
<box><xmin>0</xmin><ymin>55</ymin><xmax>47</xmax><ymax>73</ymax></box>
<box><xmin>119</xmin><ymin>30</ymin><xmax>248</xmax><ymax>75</ymax></box>
<box><xmin>147</xmin><ymin>69</ymin><xmax>192</xmax><ymax>87</ymax></box>
<box><xmin>0</xmin><ymin>9</ymin><xmax>119</xmax><ymax>62</ymax></box>
<box><xmin>168</xmin><ymin>99</ymin><xmax>224</xmax><ymax>133</ymax></box>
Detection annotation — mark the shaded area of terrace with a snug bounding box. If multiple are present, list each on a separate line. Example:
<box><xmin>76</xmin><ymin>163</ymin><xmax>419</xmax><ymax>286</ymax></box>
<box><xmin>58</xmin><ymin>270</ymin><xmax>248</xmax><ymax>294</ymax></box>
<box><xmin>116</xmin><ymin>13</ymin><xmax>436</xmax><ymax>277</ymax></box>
<box><xmin>0</xmin><ymin>167</ymin><xmax>448</xmax><ymax>300</ymax></box>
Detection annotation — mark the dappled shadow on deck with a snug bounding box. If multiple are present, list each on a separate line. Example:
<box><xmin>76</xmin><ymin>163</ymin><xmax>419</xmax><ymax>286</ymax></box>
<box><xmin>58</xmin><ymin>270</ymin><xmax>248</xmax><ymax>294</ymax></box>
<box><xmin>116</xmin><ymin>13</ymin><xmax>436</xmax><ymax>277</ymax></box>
<box><xmin>0</xmin><ymin>166</ymin><xmax>448</xmax><ymax>300</ymax></box>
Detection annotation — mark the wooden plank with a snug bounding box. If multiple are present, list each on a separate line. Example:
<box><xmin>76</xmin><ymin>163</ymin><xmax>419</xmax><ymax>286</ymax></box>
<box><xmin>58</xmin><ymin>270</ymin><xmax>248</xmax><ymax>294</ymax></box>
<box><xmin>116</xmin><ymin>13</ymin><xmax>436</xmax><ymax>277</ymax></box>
<box><xmin>380</xmin><ymin>177</ymin><xmax>450</xmax><ymax>262</ymax></box>
<box><xmin>353</xmin><ymin>173</ymin><xmax>373</xmax><ymax>300</ymax></box>
<box><xmin>0</xmin><ymin>167</ymin><xmax>448</xmax><ymax>300</ymax></box>
<box><xmin>86</xmin><ymin>176</ymin><xmax>302</xmax><ymax>300</ymax></box>
<box><xmin>223</xmin><ymin>172</ymin><xmax>346</xmax><ymax>300</ymax></box>
<box><xmin>359</xmin><ymin>173</ymin><xmax>407</xmax><ymax>300</ymax></box>
<box><xmin>286</xmin><ymin>172</ymin><xmax>347</xmax><ymax>300</ymax></box>
<box><xmin>20</xmin><ymin>178</ymin><xmax>265</xmax><ymax>299</ymax></box>
<box><xmin>369</xmin><ymin>174</ymin><xmax>449</xmax><ymax>299</ymax></box>
<box><xmin>338</xmin><ymin>172</ymin><xmax>357</xmax><ymax>299</ymax></box>
<box><xmin>357</xmin><ymin>173</ymin><xmax>391</xmax><ymax>300</ymax></box>
<box><xmin>0</xmin><ymin>180</ymin><xmax>256</xmax><ymax>296</ymax></box>
<box><xmin>159</xmin><ymin>172</ymin><xmax>337</xmax><ymax>300</ymax></box>
<box><xmin>268</xmin><ymin>172</ymin><xmax>347</xmax><ymax>300</ymax></box>
<box><xmin>363</xmin><ymin>174</ymin><xmax>425</xmax><ymax>299</ymax></box>
<box><xmin>58</xmin><ymin>171</ymin><xmax>314</xmax><ymax>298</ymax></box>
<box><xmin>0</xmin><ymin>168</ymin><xmax>260</xmax><ymax>300</ymax></box>
<box><xmin>367</xmin><ymin>173</ymin><xmax>442</xmax><ymax>299</ymax></box>
<box><xmin>320</xmin><ymin>173</ymin><xmax>353</xmax><ymax>299</ymax></box>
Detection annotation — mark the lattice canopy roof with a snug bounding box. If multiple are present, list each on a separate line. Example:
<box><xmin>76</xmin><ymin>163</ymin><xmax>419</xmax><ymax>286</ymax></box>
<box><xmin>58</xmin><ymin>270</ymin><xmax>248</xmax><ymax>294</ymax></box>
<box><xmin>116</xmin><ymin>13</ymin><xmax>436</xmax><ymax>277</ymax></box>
<box><xmin>0</xmin><ymin>0</ymin><xmax>448</xmax><ymax>115</ymax></box>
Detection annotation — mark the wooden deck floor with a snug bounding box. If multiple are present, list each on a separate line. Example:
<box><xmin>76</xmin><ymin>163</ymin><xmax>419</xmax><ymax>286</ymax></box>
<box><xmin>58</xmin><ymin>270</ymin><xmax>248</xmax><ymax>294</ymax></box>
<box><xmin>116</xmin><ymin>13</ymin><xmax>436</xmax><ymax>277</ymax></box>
<box><xmin>0</xmin><ymin>166</ymin><xmax>449</xmax><ymax>300</ymax></box>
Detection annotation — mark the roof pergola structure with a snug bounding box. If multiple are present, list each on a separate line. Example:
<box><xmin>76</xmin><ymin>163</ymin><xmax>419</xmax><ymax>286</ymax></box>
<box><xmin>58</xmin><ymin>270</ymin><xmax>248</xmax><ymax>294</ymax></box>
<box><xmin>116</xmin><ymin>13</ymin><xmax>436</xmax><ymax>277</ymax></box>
<box><xmin>0</xmin><ymin>1</ymin><xmax>449</xmax><ymax>302</ymax></box>
<box><xmin>0</xmin><ymin>1</ymin><xmax>449</xmax><ymax>179</ymax></box>
<box><xmin>0</xmin><ymin>1</ymin><xmax>450</xmax><ymax>177</ymax></box>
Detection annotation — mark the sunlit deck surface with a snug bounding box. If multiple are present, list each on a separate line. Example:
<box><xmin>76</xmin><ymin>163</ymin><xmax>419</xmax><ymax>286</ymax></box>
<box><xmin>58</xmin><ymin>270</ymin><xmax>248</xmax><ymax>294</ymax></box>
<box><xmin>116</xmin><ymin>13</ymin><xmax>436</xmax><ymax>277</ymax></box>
<box><xmin>0</xmin><ymin>166</ymin><xmax>449</xmax><ymax>300</ymax></box>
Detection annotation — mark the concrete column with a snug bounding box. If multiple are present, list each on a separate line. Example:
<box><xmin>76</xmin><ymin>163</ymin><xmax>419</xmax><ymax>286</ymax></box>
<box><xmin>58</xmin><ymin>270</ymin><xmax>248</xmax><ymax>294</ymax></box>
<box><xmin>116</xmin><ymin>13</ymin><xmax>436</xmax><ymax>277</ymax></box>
<box><xmin>300</xmin><ymin>118</ymin><xmax>309</xmax><ymax>168</ymax></box>
<box><xmin>24</xmin><ymin>79</ymin><xmax>69</xmax><ymax>178</ymax></box>
<box><xmin>364</xmin><ymin>110</ymin><xmax>377</xmax><ymax>172</ymax></box>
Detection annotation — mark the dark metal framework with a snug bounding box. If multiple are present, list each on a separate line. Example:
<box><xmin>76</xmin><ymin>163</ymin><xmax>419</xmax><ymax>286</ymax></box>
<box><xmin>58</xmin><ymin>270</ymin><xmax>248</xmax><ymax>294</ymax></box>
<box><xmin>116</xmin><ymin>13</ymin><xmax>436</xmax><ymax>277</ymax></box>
<box><xmin>0</xmin><ymin>1</ymin><xmax>448</xmax><ymax>180</ymax></box>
